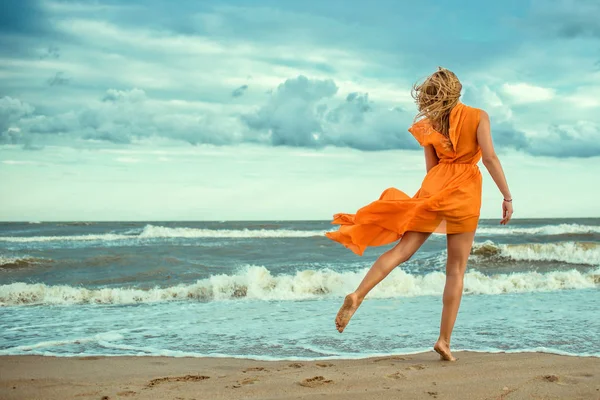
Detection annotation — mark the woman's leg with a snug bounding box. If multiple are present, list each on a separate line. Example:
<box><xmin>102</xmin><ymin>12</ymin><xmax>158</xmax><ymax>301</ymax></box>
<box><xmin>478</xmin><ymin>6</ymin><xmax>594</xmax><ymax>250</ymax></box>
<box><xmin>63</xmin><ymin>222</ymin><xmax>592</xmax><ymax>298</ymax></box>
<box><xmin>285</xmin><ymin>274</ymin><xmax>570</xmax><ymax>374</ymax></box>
<box><xmin>434</xmin><ymin>230</ymin><xmax>476</xmax><ymax>361</ymax></box>
<box><xmin>335</xmin><ymin>231</ymin><xmax>432</xmax><ymax>333</ymax></box>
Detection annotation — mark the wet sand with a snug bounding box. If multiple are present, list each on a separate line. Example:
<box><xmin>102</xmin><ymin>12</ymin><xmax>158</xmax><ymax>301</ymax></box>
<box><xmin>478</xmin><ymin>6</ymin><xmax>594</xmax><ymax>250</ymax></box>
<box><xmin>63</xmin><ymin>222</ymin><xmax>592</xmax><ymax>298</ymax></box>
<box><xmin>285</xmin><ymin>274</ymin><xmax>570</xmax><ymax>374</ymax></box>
<box><xmin>1</xmin><ymin>352</ymin><xmax>599</xmax><ymax>399</ymax></box>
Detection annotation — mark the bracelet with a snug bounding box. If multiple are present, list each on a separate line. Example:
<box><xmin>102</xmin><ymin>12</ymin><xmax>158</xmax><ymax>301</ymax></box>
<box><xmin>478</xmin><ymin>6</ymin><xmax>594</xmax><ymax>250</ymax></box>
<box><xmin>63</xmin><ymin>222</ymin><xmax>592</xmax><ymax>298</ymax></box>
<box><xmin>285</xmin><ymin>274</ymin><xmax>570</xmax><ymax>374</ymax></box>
<box><xmin>503</xmin><ymin>198</ymin><xmax>513</xmax><ymax>202</ymax></box>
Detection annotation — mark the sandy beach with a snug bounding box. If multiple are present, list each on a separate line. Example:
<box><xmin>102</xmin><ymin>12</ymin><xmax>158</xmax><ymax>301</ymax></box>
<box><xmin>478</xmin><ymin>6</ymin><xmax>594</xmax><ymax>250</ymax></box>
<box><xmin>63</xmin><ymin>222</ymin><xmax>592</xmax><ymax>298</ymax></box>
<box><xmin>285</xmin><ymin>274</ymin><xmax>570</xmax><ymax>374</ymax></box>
<box><xmin>1</xmin><ymin>352</ymin><xmax>598</xmax><ymax>400</ymax></box>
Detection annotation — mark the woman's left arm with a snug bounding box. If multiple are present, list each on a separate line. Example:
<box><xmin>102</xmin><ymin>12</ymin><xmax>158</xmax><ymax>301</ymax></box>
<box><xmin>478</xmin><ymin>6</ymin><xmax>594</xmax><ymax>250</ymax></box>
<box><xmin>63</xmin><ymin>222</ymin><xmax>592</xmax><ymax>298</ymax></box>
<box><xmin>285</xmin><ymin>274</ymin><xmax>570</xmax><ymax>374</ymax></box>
<box><xmin>424</xmin><ymin>145</ymin><xmax>439</xmax><ymax>172</ymax></box>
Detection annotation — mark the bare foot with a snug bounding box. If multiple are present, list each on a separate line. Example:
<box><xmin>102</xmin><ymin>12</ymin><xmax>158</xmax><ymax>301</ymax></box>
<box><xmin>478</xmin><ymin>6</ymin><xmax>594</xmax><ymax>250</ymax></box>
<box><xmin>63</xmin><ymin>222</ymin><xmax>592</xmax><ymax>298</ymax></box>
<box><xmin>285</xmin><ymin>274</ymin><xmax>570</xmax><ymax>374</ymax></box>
<box><xmin>433</xmin><ymin>341</ymin><xmax>456</xmax><ymax>361</ymax></box>
<box><xmin>335</xmin><ymin>293</ymin><xmax>361</xmax><ymax>333</ymax></box>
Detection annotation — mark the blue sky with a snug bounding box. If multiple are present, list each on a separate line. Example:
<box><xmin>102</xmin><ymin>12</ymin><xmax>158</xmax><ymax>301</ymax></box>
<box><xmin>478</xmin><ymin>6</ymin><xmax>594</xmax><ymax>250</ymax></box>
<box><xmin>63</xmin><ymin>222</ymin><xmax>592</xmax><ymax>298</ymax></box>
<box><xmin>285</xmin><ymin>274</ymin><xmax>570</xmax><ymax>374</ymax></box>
<box><xmin>1</xmin><ymin>0</ymin><xmax>599</xmax><ymax>220</ymax></box>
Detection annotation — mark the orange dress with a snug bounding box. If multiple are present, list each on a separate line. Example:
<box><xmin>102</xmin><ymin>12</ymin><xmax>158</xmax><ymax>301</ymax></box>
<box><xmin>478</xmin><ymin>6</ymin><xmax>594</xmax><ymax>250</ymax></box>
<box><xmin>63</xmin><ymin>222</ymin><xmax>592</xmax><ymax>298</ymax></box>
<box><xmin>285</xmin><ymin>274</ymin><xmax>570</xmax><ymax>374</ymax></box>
<box><xmin>325</xmin><ymin>102</ymin><xmax>483</xmax><ymax>256</ymax></box>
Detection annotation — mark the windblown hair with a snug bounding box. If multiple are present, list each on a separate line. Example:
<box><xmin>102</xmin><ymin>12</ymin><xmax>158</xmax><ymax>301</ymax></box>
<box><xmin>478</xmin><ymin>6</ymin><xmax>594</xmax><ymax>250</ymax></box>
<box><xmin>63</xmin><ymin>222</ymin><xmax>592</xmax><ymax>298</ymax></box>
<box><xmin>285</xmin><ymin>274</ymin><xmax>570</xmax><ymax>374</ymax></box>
<box><xmin>411</xmin><ymin>67</ymin><xmax>462</xmax><ymax>148</ymax></box>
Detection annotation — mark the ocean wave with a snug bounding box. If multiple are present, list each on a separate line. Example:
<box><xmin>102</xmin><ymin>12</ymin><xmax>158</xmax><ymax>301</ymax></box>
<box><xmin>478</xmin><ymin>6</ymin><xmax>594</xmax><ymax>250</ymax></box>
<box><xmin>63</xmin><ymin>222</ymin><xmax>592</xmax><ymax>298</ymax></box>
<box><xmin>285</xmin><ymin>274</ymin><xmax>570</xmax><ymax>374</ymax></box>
<box><xmin>476</xmin><ymin>223</ymin><xmax>600</xmax><ymax>236</ymax></box>
<box><xmin>137</xmin><ymin>225</ymin><xmax>327</xmax><ymax>239</ymax></box>
<box><xmin>0</xmin><ymin>224</ymin><xmax>327</xmax><ymax>243</ymax></box>
<box><xmin>1</xmin><ymin>265</ymin><xmax>598</xmax><ymax>306</ymax></box>
<box><xmin>0</xmin><ymin>233</ymin><xmax>132</xmax><ymax>243</ymax></box>
<box><xmin>471</xmin><ymin>241</ymin><xmax>600</xmax><ymax>266</ymax></box>
<box><xmin>0</xmin><ymin>255</ymin><xmax>49</xmax><ymax>269</ymax></box>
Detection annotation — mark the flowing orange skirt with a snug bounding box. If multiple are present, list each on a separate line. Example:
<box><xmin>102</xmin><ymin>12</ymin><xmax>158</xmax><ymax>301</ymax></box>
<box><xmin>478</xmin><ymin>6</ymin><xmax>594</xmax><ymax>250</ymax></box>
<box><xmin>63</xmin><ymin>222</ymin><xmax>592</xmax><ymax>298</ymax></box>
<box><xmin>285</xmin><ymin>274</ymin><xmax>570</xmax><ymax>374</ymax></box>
<box><xmin>325</xmin><ymin>163</ymin><xmax>482</xmax><ymax>256</ymax></box>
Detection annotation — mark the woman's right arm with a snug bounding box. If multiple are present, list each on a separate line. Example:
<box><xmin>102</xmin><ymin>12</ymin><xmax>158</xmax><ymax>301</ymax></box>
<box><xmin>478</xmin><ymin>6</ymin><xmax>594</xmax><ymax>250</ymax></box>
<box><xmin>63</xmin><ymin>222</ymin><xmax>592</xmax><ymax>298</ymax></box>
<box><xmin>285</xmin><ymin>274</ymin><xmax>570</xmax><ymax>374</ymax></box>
<box><xmin>476</xmin><ymin>110</ymin><xmax>514</xmax><ymax>225</ymax></box>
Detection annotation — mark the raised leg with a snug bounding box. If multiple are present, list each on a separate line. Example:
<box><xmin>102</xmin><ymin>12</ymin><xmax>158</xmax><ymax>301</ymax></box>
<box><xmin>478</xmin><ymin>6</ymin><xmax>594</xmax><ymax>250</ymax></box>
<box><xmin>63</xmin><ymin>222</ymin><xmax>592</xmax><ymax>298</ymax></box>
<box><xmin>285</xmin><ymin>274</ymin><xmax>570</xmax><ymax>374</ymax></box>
<box><xmin>335</xmin><ymin>231</ymin><xmax>431</xmax><ymax>333</ymax></box>
<box><xmin>434</xmin><ymin>230</ymin><xmax>476</xmax><ymax>361</ymax></box>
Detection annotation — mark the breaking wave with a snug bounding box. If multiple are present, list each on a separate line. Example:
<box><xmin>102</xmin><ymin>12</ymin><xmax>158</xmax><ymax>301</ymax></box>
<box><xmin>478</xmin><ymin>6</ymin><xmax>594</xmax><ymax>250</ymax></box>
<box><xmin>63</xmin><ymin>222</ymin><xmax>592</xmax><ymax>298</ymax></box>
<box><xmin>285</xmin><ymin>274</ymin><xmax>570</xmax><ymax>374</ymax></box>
<box><xmin>2</xmin><ymin>223</ymin><xmax>598</xmax><ymax>244</ymax></box>
<box><xmin>0</xmin><ymin>255</ymin><xmax>49</xmax><ymax>269</ymax></box>
<box><xmin>471</xmin><ymin>241</ymin><xmax>600</xmax><ymax>266</ymax></box>
<box><xmin>0</xmin><ymin>224</ymin><xmax>327</xmax><ymax>243</ymax></box>
<box><xmin>476</xmin><ymin>223</ymin><xmax>600</xmax><ymax>236</ymax></box>
<box><xmin>136</xmin><ymin>225</ymin><xmax>326</xmax><ymax>239</ymax></box>
<box><xmin>1</xmin><ymin>265</ymin><xmax>598</xmax><ymax>306</ymax></box>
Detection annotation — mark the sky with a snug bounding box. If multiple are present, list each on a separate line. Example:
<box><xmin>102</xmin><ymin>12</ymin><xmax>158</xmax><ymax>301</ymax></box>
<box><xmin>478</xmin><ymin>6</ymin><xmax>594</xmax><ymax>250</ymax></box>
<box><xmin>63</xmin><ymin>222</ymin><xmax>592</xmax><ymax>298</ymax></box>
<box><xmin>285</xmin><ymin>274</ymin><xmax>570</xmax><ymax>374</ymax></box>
<box><xmin>0</xmin><ymin>0</ymin><xmax>599</xmax><ymax>221</ymax></box>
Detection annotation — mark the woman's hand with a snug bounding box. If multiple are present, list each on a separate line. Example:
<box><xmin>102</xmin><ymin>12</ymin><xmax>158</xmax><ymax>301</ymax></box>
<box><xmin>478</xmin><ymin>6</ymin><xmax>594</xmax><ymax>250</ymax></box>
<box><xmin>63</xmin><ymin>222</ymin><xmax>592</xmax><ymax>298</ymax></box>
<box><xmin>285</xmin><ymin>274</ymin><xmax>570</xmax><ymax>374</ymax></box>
<box><xmin>501</xmin><ymin>200</ymin><xmax>513</xmax><ymax>225</ymax></box>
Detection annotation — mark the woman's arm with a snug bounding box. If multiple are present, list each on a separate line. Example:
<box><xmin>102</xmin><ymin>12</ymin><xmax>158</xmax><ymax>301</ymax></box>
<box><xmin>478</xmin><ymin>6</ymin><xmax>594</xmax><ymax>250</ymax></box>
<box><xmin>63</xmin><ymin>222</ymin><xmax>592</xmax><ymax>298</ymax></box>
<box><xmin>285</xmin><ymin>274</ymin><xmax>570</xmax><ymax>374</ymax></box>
<box><xmin>424</xmin><ymin>144</ymin><xmax>439</xmax><ymax>173</ymax></box>
<box><xmin>476</xmin><ymin>110</ymin><xmax>513</xmax><ymax>225</ymax></box>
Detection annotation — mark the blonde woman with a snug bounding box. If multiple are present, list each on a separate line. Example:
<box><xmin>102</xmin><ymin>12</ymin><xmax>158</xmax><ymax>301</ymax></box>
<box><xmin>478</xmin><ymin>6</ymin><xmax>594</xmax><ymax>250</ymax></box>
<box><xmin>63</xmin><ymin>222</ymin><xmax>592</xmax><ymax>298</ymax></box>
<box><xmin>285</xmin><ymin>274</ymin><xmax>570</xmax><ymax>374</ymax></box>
<box><xmin>325</xmin><ymin>67</ymin><xmax>513</xmax><ymax>361</ymax></box>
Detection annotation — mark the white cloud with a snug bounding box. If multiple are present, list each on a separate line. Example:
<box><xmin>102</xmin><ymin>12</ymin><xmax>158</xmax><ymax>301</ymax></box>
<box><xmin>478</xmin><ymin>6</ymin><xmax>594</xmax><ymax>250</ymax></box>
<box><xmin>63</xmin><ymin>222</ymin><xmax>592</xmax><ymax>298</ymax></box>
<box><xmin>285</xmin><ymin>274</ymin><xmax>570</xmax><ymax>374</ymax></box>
<box><xmin>501</xmin><ymin>83</ymin><xmax>555</xmax><ymax>104</ymax></box>
<box><xmin>2</xmin><ymin>160</ymin><xmax>37</xmax><ymax>165</ymax></box>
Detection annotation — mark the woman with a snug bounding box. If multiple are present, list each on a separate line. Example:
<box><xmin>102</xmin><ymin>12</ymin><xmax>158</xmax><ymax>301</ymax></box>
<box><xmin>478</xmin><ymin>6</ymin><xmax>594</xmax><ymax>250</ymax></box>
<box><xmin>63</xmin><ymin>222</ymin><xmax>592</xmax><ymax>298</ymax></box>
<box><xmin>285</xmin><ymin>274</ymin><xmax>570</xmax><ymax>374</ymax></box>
<box><xmin>325</xmin><ymin>67</ymin><xmax>513</xmax><ymax>361</ymax></box>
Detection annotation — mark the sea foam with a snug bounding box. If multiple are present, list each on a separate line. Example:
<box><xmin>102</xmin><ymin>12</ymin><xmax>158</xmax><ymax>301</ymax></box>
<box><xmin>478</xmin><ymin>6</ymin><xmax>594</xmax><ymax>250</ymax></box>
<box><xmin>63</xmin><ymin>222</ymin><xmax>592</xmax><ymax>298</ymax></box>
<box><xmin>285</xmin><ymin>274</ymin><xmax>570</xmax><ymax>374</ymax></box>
<box><xmin>1</xmin><ymin>265</ymin><xmax>598</xmax><ymax>306</ymax></box>
<box><xmin>472</xmin><ymin>241</ymin><xmax>600</xmax><ymax>266</ymax></box>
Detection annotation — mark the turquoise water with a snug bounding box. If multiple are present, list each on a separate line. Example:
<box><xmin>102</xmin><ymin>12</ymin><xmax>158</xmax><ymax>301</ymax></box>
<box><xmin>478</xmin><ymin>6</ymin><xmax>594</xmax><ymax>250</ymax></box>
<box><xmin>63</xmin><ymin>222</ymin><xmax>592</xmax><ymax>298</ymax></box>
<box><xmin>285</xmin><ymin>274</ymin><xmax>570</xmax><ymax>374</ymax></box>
<box><xmin>1</xmin><ymin>219</ymin><xmax>599</xmax><ymax>359</ymax></box>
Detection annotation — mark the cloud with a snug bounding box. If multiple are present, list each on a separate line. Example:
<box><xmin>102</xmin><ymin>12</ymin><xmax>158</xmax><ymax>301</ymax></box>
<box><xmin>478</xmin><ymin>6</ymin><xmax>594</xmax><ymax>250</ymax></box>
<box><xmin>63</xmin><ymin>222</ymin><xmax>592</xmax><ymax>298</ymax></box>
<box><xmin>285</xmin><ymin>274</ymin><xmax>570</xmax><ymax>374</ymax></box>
<box><xmin>241</xmin><ymin>75</ymin><xmax>418</xmax><ymax>150</ymax></box>
<box><xmin>321</xmin><ymin>93</ymin><xmax>417</xmax><ymax>151</ymax></box>
<box><xmin>528</xmin><ymin>122</ymin><xmax>600</xmax><ymax>158</ymax></box>
<box><xmin>5</xmin><ymin>88</ymin><xmax>245</xmax><ymax>147</ymax></box>
<box><xmin>463</xmin><ymin>83</ymin><xmax>600</xmax><ymax>157</ymax></box>
<box><xmin>47</xmin><ymin>71</ymin><xmax>70</xmax><ymax>86</ymax></box>
<box><xmin>231</xmin><ymin>85</ymin><xmax>248</xmax><ymax>98</ymax></box>
<box><xmin>0</xmin><ymin>1</ymin><xmax>597</xmax><ymax>158</ymax></box>
<box><xmin>462</xmin><ymin>85</ymin><xmax>529</xmax><ymax>150</ymax></box>
<box><xmin>501</xmin><ymin>83</ymin><xmax>555</xmax><ymax>104</ymax></box>
<box><xmin>1</xmin><ymin>76</ymin><xmax>418</xmax><ymax>151</ymax></box>
<box><xmin>102</xmin><ymin>88</ymin><xmax>146</xmax><ymax>103</ymax></box>
<box><xmin>0</xmin><ymin>97</ymin><xmax>35</xmax><ymax>144</ymax></box>
<box><xmin>39</xmin><ymin>45</ymin><xmax>60</xmax><ymax>59</ymax></box>
<box><xmin>242</xmin><ymin>75</ymin><xmax>338</xmax><ymax>147</ymax></box>
<box><xmin>3</xmin><ymin>75</ymin><xmax>599</xmax><ymax>157</ymax></box>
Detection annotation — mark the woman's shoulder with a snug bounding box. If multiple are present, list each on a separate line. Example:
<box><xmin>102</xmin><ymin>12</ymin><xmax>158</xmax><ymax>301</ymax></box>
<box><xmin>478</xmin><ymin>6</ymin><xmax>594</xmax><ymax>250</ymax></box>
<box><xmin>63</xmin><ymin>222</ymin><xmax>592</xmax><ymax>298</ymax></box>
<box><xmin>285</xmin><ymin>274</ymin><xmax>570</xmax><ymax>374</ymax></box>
<box><xmin>458</xmin><ymin>103</ymin><xmax>488</xmax><ymax>123</ymax></box>
<box><xmin>458</xmin><ymin>102</ymin><xmax>481</xmax><ymax>112</ymax></box>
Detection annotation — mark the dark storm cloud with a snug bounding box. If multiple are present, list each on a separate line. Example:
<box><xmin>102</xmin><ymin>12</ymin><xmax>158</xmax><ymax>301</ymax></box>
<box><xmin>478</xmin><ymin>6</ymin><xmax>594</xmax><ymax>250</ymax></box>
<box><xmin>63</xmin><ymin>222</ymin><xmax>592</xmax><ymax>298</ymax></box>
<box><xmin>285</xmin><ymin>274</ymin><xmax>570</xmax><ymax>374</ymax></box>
<box><xmin>231</xmin><ymin>85</ymin><xmax>248</xmax><ymax>98</ymax></box>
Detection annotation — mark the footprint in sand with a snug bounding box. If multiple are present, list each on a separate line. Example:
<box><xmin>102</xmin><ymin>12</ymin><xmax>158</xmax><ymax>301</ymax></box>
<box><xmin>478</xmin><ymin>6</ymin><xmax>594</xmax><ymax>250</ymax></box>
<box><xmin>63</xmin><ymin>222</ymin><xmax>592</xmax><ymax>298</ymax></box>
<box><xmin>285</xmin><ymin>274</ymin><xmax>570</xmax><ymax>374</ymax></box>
<box><xmin>288</xmin><ymin>362</ymin><xmax>304</xmax><ymax>368</ymax></box>
<box><xmin>243</xmin><ymin>367</ymin><xmax>267</xmax><ymax>373</ymax></box>
<box><xmin>542</xmin><ymin>374</ymin><xmax>580</xmax><ymax>386</ymax></box>
<box><xmin>299</xmin><ymin>376</ymin><xmax>334</xmax><ymax>388</ymax></box>
<box><xmin>405</xmin><ymin>364</ymin><xmax>427</xmax><ymax>371</ymax></box>
<box><xmin>116</xmin><ymin>391</ymin><xmax>137</xmax><ymax>397</ymax></box>
<box><xmin>147</xmin><ymin>375</ymin><xmax>210</xmax><ymax>387</ymax></box>
<box><xmin>316</xmin><ymin>362</ymin><xmax>334</xmax><ymax>368</ymax></box>
<box><xmin>542</xmin><ymin>375</ymin><xmax>559</xmax><ymax>383</ymax></box>
<box><xmin>385</xmin><ymin>372</ymin><xmax>406</xmax><ymax>380</ymax></box>
<box><xmin>427</xmin><ymin>391</ymin><xmax>439</xmax><ymax>398</ymax></box>
<box><xmin>228</xmin><ymin>377</ymin><xmax>259</xmax><ymax>389</ymax></box>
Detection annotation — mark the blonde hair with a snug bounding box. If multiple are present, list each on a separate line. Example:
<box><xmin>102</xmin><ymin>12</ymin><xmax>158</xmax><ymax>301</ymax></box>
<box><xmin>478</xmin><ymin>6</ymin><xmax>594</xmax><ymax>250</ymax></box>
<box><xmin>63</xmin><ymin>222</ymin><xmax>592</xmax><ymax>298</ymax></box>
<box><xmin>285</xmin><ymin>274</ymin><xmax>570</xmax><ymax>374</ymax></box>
<box><xmin>411</xmin><ymin>67</ymin><xmax>462</xmax><ymax>148</ymax></box>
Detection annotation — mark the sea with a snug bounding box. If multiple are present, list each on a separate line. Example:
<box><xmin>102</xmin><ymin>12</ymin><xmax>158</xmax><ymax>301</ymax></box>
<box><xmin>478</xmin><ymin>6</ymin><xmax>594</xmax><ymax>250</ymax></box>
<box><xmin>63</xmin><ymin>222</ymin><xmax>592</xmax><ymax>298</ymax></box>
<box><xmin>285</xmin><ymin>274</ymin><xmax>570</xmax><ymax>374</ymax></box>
<box><xmin>0</xmin><ymin>219</ymin><xmax>599</xmax><ymax>360</ymax></box>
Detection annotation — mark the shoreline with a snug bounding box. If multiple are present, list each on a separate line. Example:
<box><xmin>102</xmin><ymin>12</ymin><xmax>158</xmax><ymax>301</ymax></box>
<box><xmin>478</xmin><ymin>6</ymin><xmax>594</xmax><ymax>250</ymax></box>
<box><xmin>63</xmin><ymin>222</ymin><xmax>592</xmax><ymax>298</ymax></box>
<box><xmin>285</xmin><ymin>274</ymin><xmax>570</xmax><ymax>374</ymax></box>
<box><xmin>1</xmin><ymin>347</ymin><xmax>599</xmax><ymax>360</ymax></box>
<box><xmin>1</xmin><ymin>351</ymin><xmax>598</xmax><ymax>399</ymax></box>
